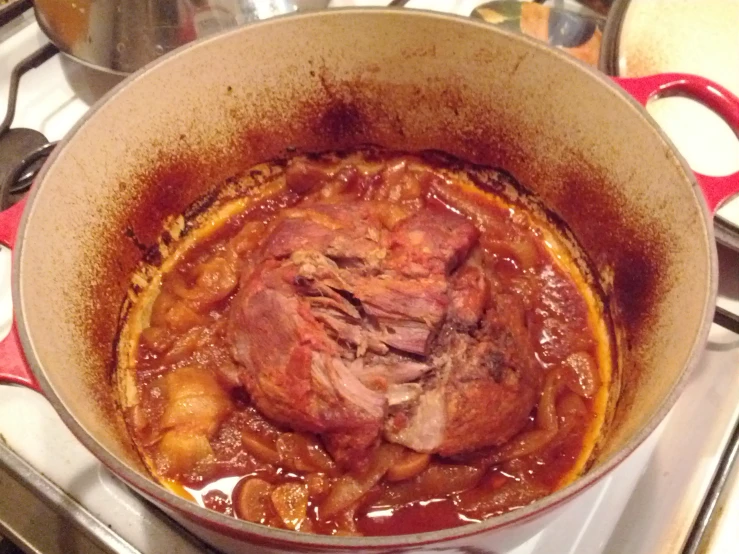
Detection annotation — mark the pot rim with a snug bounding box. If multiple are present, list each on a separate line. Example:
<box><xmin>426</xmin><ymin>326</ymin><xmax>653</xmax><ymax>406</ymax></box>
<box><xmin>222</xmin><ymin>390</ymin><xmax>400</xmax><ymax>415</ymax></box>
<box><xmin>12</xmin><ymin>7</ymin><xmax>718</xmax><ymax>548</ymax></box>
<box><xmin>33</xmin><ymin>5</ymin><xmax>131</xmax><ymax>77</ymax></box>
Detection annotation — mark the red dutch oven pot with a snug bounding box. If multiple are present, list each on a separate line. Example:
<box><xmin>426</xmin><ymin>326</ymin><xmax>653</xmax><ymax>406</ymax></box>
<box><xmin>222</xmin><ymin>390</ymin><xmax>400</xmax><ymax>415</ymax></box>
<box><xmin>1</xmin><ymin>9</ymin><xmax>739</xmax><ymax>553</ymax></box>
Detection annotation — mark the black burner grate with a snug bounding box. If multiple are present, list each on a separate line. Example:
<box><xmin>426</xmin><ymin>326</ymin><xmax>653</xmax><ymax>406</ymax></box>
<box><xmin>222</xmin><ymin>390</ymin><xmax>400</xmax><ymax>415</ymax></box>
<box><xmin>0</xmin><ymin>5</ymin><xmax>58</xmax><ymax>210</ymax></box>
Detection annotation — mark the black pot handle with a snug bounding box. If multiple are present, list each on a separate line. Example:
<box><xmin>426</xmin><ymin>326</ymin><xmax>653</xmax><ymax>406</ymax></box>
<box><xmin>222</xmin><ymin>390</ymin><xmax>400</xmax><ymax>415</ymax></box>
<box><xmin>714</xmin><ymin>305</ymin><xmax>739</xmax><ymax>335</ymax></box>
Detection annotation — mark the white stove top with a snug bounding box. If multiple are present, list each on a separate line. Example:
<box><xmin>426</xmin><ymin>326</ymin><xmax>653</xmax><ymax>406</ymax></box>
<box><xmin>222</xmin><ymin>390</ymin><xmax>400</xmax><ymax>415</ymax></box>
<box><xmin>1</xmin><ymin>4</ymin><xmax>739</xmax><ymax>553</ymax></box>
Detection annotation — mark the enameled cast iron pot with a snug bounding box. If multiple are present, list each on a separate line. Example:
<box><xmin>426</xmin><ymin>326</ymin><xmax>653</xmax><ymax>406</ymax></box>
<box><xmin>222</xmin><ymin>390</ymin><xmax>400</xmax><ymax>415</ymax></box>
<box><xmin>1</xmin><ymin>9</ymin><xmax>739</xmax><ymax>553</ymax></box>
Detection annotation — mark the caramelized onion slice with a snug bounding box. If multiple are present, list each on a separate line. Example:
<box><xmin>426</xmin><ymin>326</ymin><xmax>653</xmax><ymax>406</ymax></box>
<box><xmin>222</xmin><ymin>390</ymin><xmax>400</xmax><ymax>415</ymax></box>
<box><xmin>276</xmin><ymin>433</ymin><xmax>337</xmax><ymax>474</ymax></box>
<box><xmin>271</xmin><ymin>483</ymin><xmax>310</xmax><ymax>531</ymax></box>
<box><xmin>306</xmin><ymin>473</ymin><xmax>330</xmax><ymax>500</ymax></box>
<box><xmin>536</xmin><ymin>369</ymin><xmax>563</xmax><ymax>432</ymax></box>
<box><xmin>157</xmin><ymin>430</ymin><xmax>213</xmax><ymax>475</ymax></box>
<box><xmin>558</xmin><ymin>391</ymin><xmax>588</xmax><ymax>418</ymax></box>
<box><xmin>370</xmin><ymin>161</ymin><xmax>426</xmax><ymax>203</ymax></box>
<box><xmin>231</xmin><ymin>220</ymin><xmax>267</xmax><ymax>255</ymax></box>
<box><xmin>557</xmin><ymin>392</ymin><xmax>590</xmax><ymax>437</ymax></box>
<box><xmin>372</xmin><ymin>463</ymin><xmax>484</xmax><ymax>508</ymax></box>
<box><xmin>490</xmin><ymin>369</ymin><xmax>562</xmax><ymax>465</ymax></box>
<box><xmin>155</xmin><ymin>327</ymin><xmax>206</xmax><ymax>366</ymax></box>
<box><xmin>487</xmin><ymin>428</ymin><xmax>558</xmax><ymax>465</ymax></box>
<box><xmin>428</xmin><ymin>177</ymin><xmax>508</xmax><ymax>234</ymax></box>
<box><xmin>169</xmin><ymin>256</ymin><xmax>238</xmax><ymax>305</ymax></box>
<box><xmin>563</xmin><ymin>351</ymin><xmax>601</xmax><ymax>398</ymax></box>
<box><xmin>318</xmin><ymin>444</ymin><xmax>402</xmax><ymax>519</ymax></box>
<box><xmin>489</xmin><ymin>360</ymin><xmax>594</xmax><ymax>466</ymax></box>
<box><xmin>161</xmin><ymin>366</ymin><xmax>232</xmax><ymax>436</ymax></box>
<box><xmin>318</xmin><ymin>478</ymin><xmax>363</xmax><ymax>520</ymax></box>
<box><xmin>455</xmin><ymin>479</ymin><xmax>550</xmax><ymax>519</ymax></box>
<box><xmin>234</xmin><ymin>478</ymin><xmax>274</xmax><ymax>523</ymax></box>
<box><xmin>386</xmin><ymin>450</ymin><xmax>431</xmax><ymax>482</ymax></box>
<box><xmin>484</xmin><ymin>236</ymin><xmax>540</xmax><ymax>270</ymax></box>
<box><xmin>332</xmin><ymin>506</ymin><xmax>361</xmax><ymax>536</ymax></box>
<box><xmin>285</xmin><ymin>158</ymin><xmax>333</xmax><ymax>194</ymax></box>
<box><xmin>241</xmin><ymin>431</ymin><xmax>280</xmax><ymax>465</ymax></box>
<box><xmin>149</xmin><ymin>290</ymin><xmax>208</xmax><ymax>332</ymax></box>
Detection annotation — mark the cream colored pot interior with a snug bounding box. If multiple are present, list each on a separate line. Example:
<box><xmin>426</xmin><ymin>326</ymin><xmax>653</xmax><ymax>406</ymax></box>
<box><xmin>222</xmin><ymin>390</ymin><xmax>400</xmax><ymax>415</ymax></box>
<box><xmin>15</xmin><ymin>8</ymin><xmax>714</xmax><ymax>540</ymax></box>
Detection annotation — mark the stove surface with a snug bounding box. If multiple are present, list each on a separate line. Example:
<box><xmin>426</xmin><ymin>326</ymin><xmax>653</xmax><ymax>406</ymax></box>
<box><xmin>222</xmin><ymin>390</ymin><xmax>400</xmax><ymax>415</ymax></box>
<box><xmin>1</xmin><ymin>3</ymin><xmax>738</xmax><ymax>553</ymax></box>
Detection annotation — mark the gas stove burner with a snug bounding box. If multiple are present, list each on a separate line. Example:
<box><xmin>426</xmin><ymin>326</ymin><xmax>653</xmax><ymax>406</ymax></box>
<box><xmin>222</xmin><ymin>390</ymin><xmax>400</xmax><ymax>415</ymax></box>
<box><xmin>0</xmin><ymin>42</ymin><xmax>58</xmax><ymax>209</ymax></box>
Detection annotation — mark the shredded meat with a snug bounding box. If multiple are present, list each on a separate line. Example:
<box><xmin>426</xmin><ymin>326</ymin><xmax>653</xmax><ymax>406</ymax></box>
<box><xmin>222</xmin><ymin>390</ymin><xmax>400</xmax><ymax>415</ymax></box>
<box><xmin>383</xmin><ymin>309</ymin><xmax>541</xmax><ymax>457</ymax></box>
<box><xmin>229</xmin><ymin>200</ymin><xmax>541</xmax><ymax>467</ymax></box>
<box><xmin>229</xmin><ymin>260</ymin><xmax>384</xmax><ymax>468</ymax></box>
<box><xmin>439</xmin><ymin>295</ymin><xmax>542</xmax><ymax>455</ymax></box>
<box><xmin>262</xmin><ymin>203</ymin><xmax>388</xmax><ymax>269</ymax></box>
<box><xmin>448</xmin><ymin>263</ymin><xmax>489</xmax><ymax>331</ymax></box>
<box><xmin>385</xmin><ymin>210</ymin><xmax>479</xmax><ymax>277</ymax></box>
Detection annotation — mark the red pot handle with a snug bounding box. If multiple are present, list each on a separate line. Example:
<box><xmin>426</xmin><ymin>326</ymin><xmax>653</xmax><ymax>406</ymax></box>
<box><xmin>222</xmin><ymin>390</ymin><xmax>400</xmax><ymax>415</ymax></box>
<box><xmin>0</xmin><ymin>198</ymin><xmax>40</xmax><ymax>391</ymax></box>
<box><xmin>614</xmin><ymin>73</ymin><xmax>739</xmax><ymax>214</ymax></box>
<box><xmin>1</xmin><ymin>74</ymin><xmax>736</xmax><ymax>392</ymax></box>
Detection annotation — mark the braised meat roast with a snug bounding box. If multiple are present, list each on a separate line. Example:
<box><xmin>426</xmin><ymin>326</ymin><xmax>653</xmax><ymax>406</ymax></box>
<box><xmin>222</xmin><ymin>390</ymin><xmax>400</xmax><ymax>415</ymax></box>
<box><xmin>229</xmin><ymin>201</ymin><xmax>542</xmax><ymax>468</ymax></box>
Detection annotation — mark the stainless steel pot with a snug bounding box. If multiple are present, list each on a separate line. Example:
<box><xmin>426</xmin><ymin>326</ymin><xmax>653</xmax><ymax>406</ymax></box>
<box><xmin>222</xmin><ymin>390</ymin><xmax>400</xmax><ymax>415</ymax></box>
<box><xmin>1</xmin><ymin>8</ymin><xmax>739</xmax><ymax>553</ymax></box>
<box><xmin>34</xmin><ymin>0</ymin><xmax>330</xmax><ymax>74</ymax></box>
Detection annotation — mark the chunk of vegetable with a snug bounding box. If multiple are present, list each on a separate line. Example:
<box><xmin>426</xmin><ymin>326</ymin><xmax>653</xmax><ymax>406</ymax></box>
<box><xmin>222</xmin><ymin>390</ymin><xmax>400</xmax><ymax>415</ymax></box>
<box><xmin>331</xmin><ymin>507</ymin><xmax>361</xmax><ymax>536</ymax></box>
<box><xmin>455</xmin><ymin>479</ymin><xmax>550</xmax><ymax>519</ymax></box>
<box><xmin>386</xmin><ymin>450</ymin><xmax>430</xmax><ymax>482</ymax></box>
<box><xmin>319</xmin><ymin>444</ymin><xmax>402</xmax><ymax>519</ymax></box>
<box><xmin>372</xmin><ymin>161</ymin><xmax>425</xmax><ymax>203</ymax></box>
<box><xmin>306</xmin><ymin>473</ymin><xmax>330</xmax><ymax>500</ymax></box>
<box><xmin>170</xmin><ymin>256</ymin><xmax>238</xmax><ymax>305</ymax></box>
<box><xmin>234</xmin><ymin>478</ymin><xmax>274</xmax><ymax>523</ymax></box>
<box><xmin>161</xmin><ymin>366</ymin><xmax>232</xmax><ymax>436</ymax></box>
<box><xmin>163</xmin><ymin>365</ymin><xmax>227</xmax><ymax>402</ymax></box>
<box><xmin>231</xmin><ymin>220</ymin><xmax>267</xmax><ymax>255</ymax></box>
<box><xmin>241</xmin><ymin>431</ymin><xmax>280</xmax><ymax>465</ymax></box>
<box><xmin>372</xmin><ymin>463</ymin><xmax>484</xmax><ymax>508</ymax></box>
<box><xmin>275</xmin><ymin>433</ymin><xmax>336</xmax><ymax>474</ymax></box>
<box><xmin>161</xmin><ymin>395</ymin><xmax>231</xmax><ymax>435</ymax></box>
<box><xmin>271</xmin><ymin>483</ymin><xmax>309</xmax><ymax>530</ymax></box>
<box><xmin>563</xmin><ymin>351</ymin><xmax>601</xmax><ymax>398</ymax></box>
<box><xmin>150</xmin><ymin>290</ymin><xmax>207</xmax><ymax>332</ymax></box>
<box><xmin>157</xmin><ymin>327</ymin><xmax>205</xmax><ymax>366</ymax></box>
<box><xmin>376</xmin><ymin>203</ymin><xmax>412</xmax><ymax>230</ymax></box>
<box><xmin>157</xmin><ymin>430</ymin><xmax>213</xmax><ymax>475</ymax></box>
<box><xmin>486</xmin><ymin>428</ymin><xmax>558</xmax><ymax>465</ymax></box>
<box><xmin>139</xmin><ymin>326</ymin><xmax>174</xmax><ymax>354</ymax></box>
<box><xmin>156</xmin><ymin>366</ymin><xmax>232</xmax><ymax>475</ymax></box>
